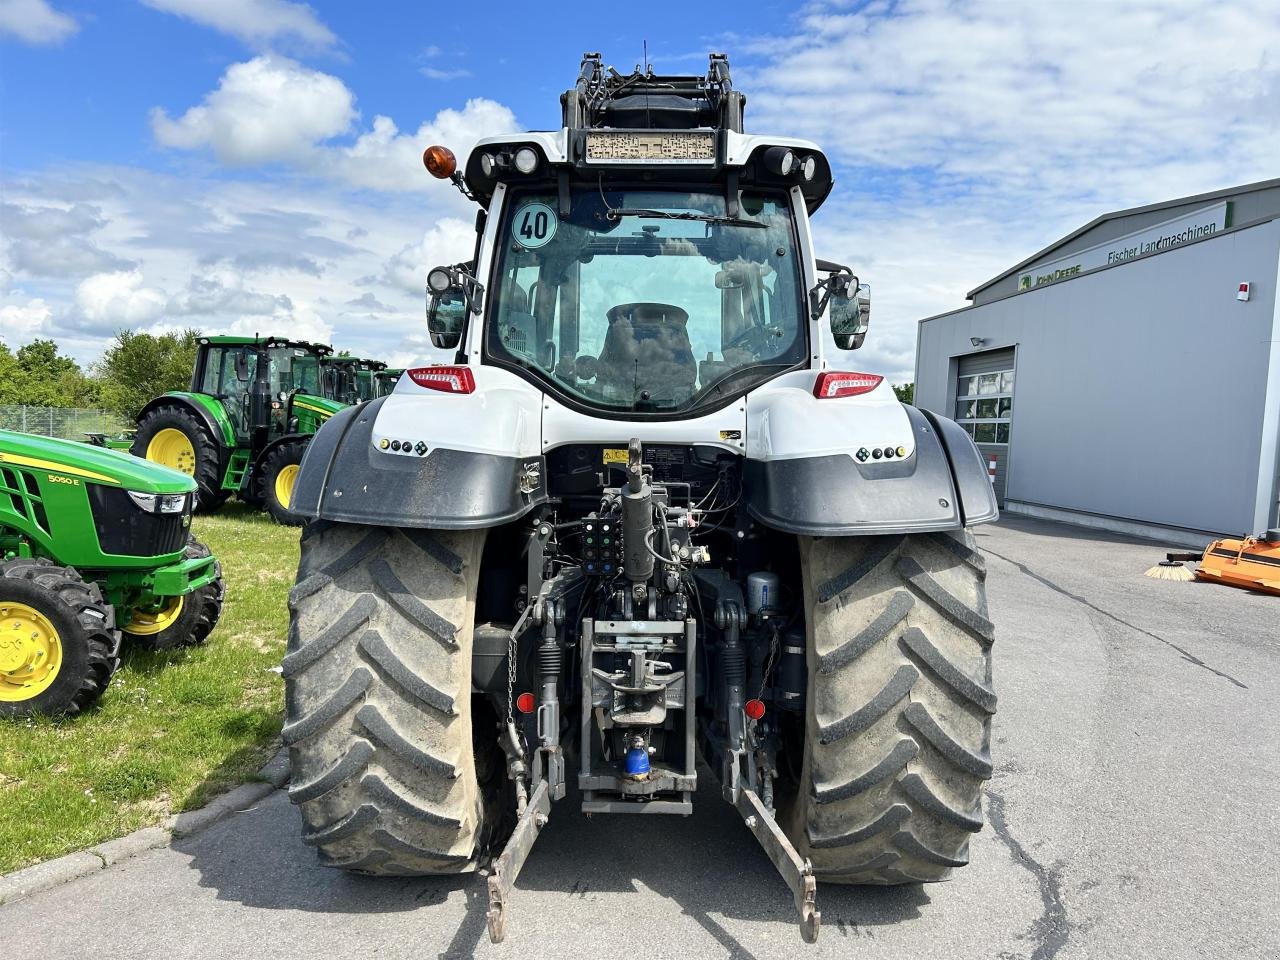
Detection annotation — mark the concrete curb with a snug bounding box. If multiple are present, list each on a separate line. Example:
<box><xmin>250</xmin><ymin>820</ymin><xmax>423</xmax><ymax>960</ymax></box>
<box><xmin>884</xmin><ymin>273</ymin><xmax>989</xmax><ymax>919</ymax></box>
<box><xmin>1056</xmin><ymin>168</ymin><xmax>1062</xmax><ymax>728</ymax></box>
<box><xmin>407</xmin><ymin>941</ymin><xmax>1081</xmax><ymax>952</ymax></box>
<box><xmin>0</xmin><ymin>744</ymin><xmax>288</xmax><ymax>908</ymax></box>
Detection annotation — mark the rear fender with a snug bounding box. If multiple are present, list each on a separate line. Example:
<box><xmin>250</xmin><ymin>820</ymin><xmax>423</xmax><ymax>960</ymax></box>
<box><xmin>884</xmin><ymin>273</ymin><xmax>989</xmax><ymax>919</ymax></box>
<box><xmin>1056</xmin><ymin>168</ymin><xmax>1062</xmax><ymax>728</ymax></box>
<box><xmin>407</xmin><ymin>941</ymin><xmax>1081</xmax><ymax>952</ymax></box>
<box><xmin>292</xmin><ymin>384</ymin><xmax>547</xmax><ymax>528</ymax></box>
<box><xmin>138</xmin><ymin>393</ymin><xmax>234</xmax><ymax>448</ymax></box>
<box><xmin>743</xmin><ymin>374</ymin><xmax>997</xmax><ymax>535</ymax></box>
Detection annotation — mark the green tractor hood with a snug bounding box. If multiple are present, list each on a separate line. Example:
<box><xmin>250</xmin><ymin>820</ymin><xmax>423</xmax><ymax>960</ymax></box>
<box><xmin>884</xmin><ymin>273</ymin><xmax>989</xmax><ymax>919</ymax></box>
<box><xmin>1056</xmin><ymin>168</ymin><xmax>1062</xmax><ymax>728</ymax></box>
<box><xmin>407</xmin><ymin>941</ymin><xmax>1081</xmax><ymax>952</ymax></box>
<box><xmin>0</xmin><ymin>430</ymin><xmax>197</xmax><ymax>495</ymax></box>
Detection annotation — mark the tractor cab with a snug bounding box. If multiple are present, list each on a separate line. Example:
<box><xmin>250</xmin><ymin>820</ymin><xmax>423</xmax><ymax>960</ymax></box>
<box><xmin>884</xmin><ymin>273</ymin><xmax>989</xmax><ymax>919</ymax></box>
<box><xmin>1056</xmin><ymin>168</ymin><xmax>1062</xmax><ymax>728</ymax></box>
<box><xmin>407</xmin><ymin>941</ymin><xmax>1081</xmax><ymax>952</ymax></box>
<box><xmin>131</xmin><ymin>335</ymin><xmax>341</xmax><ymax>524</ymax></box>
<box><xmin>322</xmin><ymin>357</ymin><xmax>387</xmax><ymax>405</ymax></box>
<box><xmin>373</xmin><ymin>367</ymin><xmax>404</xmax><ymax>397</ymax></box>
<box><xmin>192</xmin><ymin>336</ymin><xmax>333</xmax><ymax>443</ymax></box>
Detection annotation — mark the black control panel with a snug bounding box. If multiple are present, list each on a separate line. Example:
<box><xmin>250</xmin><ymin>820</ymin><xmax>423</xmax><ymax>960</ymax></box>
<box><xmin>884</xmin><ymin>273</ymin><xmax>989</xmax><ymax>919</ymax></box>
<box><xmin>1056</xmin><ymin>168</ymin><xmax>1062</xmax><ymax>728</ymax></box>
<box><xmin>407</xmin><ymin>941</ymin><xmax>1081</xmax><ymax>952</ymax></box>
<box><xmin>582</xmin><ymin>517</ymin><xmax>621</xmax><ymax>576</ymax></box>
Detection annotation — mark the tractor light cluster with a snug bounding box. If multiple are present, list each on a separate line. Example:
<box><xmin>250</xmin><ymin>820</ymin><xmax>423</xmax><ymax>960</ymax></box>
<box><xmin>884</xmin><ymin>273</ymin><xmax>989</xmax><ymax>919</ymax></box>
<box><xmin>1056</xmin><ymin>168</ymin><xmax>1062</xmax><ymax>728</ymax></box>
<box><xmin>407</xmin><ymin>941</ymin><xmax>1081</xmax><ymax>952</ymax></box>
<box><xmin>762</xmin><ymin>146</ymin><xmax>818</xmax><ymax>182</ymax></box>
<box><xmin>127</xmin><ymin>491</ymin><xmax>188</xmax><ymax>514</ymax></box>
<box><xmin>478</xmin><ymin>145</ymin><xmax>542</xmax><ymax>178</ymax></box>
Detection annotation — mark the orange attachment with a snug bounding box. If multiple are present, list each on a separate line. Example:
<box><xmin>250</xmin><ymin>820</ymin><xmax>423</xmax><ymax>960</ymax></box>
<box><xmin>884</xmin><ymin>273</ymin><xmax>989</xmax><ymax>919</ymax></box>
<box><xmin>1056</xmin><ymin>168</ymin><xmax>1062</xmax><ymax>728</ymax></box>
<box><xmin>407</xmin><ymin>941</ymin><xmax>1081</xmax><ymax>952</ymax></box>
<box><xmin>423</xmin><ymin>144</ymin><xmax>457</xmax><ymax>179</ymax></box>
<box><xmin>1195</xmin><ymin>536</ymin><xmax>1280</xmax><ymax>596</ymax></box>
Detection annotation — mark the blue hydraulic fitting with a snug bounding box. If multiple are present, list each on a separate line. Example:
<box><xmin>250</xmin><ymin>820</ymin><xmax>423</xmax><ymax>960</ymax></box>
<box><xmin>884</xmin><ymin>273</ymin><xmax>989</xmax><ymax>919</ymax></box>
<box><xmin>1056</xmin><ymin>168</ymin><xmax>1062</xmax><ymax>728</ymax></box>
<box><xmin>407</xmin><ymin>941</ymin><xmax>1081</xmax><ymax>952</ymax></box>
<box><xmin>623</xmin><ymin>744</ymin><xmax>650</xmax><ymax>780</ymax></box>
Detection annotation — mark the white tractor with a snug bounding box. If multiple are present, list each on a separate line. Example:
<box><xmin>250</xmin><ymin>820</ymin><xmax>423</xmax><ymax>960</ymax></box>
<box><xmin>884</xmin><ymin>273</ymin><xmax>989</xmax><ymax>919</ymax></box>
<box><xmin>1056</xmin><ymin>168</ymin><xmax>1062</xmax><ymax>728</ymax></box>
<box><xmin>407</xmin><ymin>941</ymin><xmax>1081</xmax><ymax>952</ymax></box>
<box><xmin>284</xmin><ymin>53</ymin><xmax>998</xmax><ymax>945</ymax></box>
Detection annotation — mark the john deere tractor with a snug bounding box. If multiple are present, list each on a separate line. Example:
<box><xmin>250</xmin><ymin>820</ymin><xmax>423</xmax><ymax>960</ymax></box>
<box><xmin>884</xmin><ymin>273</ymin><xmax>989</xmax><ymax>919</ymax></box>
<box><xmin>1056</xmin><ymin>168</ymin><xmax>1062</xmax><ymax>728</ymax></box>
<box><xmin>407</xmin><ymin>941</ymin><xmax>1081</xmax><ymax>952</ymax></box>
<box><xmin>373</xmin><ymin>367</ymin><xmax>404</xmax><ymax>397</ymax></box>
<box><xmin>284</xmin><ymin>54</ymin><xmax>998</xmax><ymax>944</ymax></box>
<box><xmin>0</xmin><ymin>429</ymin><xmax>223</xmax><ymax>717</ymax></box>
<box><xmin>323</xmin><ymin>357</ymin><xmax>387</xmax><ymax>405</ymax></box>
<box><xmin>130</xmin><ymin>336</ymin><xmax>343</xmax><ymax>525</ymax></box>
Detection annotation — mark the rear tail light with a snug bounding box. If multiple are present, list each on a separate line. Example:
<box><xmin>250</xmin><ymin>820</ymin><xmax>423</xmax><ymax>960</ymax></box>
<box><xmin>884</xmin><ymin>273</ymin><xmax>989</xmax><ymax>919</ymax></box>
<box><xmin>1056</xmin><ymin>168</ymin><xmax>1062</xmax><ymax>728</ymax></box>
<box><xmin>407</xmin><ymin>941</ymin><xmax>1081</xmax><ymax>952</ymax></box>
<box><xmin>813</xmin><ymin>371</ymin><xmax>883</xmax><ymax>398</ymax></box>
<box><xmin>406</xmin><ymin>365</ymin><xmax>475</xmax><ymax>394</ymax></box>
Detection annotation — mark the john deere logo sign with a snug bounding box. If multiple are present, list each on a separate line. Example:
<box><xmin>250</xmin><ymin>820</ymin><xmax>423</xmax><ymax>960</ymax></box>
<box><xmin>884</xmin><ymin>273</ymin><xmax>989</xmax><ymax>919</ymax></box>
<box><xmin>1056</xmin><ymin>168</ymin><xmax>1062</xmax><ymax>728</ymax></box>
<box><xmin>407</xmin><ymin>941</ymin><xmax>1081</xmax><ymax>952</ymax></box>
<box><xmin>1017</xmin><ymin>201</ymin><xmax>1231</xmax><ymax>292</ymax></box>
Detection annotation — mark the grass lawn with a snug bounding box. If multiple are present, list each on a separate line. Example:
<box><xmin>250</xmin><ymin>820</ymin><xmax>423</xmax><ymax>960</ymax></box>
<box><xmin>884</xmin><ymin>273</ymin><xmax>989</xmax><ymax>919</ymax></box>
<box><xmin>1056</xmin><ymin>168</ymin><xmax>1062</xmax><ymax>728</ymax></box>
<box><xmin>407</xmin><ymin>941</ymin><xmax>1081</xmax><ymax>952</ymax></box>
<box><xmin>0</xmin><ymin>504</ymin><xmax>299</xmax><ymax>874</ymax></box>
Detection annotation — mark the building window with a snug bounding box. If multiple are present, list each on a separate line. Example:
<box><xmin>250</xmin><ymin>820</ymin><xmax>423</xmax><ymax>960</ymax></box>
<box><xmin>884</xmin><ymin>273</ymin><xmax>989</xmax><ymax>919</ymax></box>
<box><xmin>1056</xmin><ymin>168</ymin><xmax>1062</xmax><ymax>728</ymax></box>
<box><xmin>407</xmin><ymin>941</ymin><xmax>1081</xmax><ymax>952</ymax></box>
<box><xmin>955</xmin><ymin>370</ymin><xmax>1013</xmax><ymax>445</ymax></box>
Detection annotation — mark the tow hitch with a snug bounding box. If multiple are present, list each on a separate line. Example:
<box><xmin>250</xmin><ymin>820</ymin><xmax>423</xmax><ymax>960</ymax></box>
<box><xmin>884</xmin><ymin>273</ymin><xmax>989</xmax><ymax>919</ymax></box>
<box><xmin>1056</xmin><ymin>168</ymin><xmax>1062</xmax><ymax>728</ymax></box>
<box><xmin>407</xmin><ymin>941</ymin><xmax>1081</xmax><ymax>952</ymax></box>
<box><xmin>485</xmin><ymin>779</ymin><xmax>552</xmax><ymax>944</ymax></box>
<box><xmin>735</xmin><ymin>786</ymin><xmax>821</xmax><ymax>943</ymax></box>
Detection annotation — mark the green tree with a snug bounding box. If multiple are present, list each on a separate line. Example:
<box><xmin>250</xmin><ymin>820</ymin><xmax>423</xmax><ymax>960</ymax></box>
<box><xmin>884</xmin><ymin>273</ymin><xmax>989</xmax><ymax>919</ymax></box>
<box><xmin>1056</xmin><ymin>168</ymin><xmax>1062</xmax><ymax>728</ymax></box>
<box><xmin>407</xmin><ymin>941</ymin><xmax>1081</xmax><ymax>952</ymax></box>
<box><xmin>95</xmin><ymin>329</ymin><xmax>202</xmax><ymax>420</ymax></box>
<box><xmin>892</xmin><ymin>382</ymin><xmax>914</xmax><ymax>404</ymax></box>
<box><xmin>0</xmin><ymin>343</ymin><xmax>22</xmax><ymax>405</ymax></box>
<box><xmin>0</xmin><ymin>339</ymin><xmax>99</xmax><ymax>407</ymax></box>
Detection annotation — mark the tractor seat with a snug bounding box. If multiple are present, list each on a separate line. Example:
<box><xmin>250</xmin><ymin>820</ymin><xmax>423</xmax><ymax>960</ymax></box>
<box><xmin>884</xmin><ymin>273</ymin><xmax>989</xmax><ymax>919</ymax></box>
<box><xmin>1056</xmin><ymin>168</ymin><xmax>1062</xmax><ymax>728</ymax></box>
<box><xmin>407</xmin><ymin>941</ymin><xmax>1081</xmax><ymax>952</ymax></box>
<box><xmin>596</xmin><ymin>302</ymin><xmax>697</xmax><ymax>401</ymax></box>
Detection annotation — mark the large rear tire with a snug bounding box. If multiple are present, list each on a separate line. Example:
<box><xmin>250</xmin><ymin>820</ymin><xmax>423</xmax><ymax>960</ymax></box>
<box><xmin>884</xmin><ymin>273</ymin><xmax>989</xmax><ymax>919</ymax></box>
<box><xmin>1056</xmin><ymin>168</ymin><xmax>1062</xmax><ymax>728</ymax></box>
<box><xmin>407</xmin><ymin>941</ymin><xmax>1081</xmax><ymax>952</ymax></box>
<box><xmin>784</xmin><ymin>530</ymin><xmax>996</xmax><ymax>883</ymax></box>
<box><xmin>0</xmin><ymin>558</ymin><xmax>119</xmax><ymax>718</ymax></box>
<box><xmin>132</xmin><ymin>404</ymin><xmax>227</xmax><ymax>513</ymax></box>
<box><xmin>283</xmin><ymin>520</ymin><xmax>495</xmax><ymax>875</ymax></box>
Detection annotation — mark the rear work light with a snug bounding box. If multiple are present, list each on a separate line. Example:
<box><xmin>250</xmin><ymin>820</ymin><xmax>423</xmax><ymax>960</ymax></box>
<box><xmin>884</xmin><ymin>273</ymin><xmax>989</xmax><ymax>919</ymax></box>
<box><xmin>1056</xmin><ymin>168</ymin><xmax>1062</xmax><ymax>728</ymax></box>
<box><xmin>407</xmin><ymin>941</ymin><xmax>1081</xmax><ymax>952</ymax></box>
<box><xmin>407</xmin><ymin>365</ymin><xmax>475</xmax><ymax>394</ymax></box>
<box><xmin>813</xmin><ymin>371</ymin><xmax>884</xmax><ymax>399</ymax></box>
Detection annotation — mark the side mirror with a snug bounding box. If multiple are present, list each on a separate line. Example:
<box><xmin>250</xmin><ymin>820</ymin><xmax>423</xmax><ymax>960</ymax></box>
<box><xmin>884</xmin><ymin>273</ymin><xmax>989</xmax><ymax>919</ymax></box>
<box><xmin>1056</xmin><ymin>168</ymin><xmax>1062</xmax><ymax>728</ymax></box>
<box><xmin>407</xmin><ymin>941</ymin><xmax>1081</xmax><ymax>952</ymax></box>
<box><xmin>427</xmin><ymin>292</ymin><xmax>468</xmax><ymax>350</ymax></box>
<box><xmin>233</xmin><ymin>351</ymin><xmax>250</xmax><ymax>382</ymax></box>
<box><xmin>831</xmin><ymin>283</ymin><xmax>871</xmax><ymax>350</ymax></box>
<box><xmin>426</xmin><ymin>263</ymin><xmax>483</xmax><ymax>350</ymax></box>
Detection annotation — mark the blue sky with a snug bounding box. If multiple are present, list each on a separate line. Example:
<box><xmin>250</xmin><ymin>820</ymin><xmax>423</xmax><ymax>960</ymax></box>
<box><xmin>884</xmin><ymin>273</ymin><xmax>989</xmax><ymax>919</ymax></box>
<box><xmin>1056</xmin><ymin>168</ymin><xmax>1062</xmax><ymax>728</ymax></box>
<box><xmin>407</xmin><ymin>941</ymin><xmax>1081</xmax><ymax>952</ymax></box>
<box><xmin>3</xmin><ymin>0</ymin><xmax>1279</xmax><ymax>383</ymax></box>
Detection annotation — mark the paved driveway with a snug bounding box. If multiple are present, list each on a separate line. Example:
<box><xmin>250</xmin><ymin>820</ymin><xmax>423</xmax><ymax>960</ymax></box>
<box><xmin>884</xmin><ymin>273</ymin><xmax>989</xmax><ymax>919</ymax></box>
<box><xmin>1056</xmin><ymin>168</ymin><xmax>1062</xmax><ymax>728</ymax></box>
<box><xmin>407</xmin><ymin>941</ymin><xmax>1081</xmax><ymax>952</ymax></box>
<box><xmin>6</xmin><ymin>516</ymin><xmax>1277</xmax><ymax>960</ymax></box>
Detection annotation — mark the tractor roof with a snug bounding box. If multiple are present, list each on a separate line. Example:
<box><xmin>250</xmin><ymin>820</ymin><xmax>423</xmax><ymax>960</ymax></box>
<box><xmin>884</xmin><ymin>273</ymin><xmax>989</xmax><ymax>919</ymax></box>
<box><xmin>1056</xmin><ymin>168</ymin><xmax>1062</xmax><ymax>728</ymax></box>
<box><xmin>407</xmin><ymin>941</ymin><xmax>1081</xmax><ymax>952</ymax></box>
<box><xmin>459</xmin><ymin>53</ymin><xmax>834</xmax><ymax>214</ymax></box>
<box><xmin>326</xmin><ymin>356</ymin><xmax>387</xmax><ymax>370</ymax></box>
<box><xmin>200</xmin><ymin>335</ymin><xmax>333</xmax><ymax>355</ymax></box>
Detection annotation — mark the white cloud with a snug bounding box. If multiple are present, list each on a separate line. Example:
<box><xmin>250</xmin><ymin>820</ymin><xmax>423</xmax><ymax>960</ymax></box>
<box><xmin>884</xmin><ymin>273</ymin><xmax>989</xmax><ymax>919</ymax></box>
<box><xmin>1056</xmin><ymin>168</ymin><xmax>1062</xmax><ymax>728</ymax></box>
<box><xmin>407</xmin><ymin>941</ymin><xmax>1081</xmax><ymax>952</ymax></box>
<box><xmin>0</xmin><ymin>0</ymin><xmax>76</xmax><ymax>45</ymax></box>
<box><xmin>151</xmin><ymin>57</ymin><xmax>519</xmax><ymax>193</ymax></box>
<box><xmin>75</xmin><ymin>270</ymin><xmax>167</xmax><ymax>326</ymax></box>
<box><xmin>151</xmin><ymin>55</ymin><xmax>355</xmax><ymax>165</ymax></box>
<box><xmin>420</xmin><ymin>66</ymin><xmax>471</xmax><ymax>81</ymax></box>
<box><xmin>333</xmin><ymin>100</ymin><xmax>519</xmax><ymax>192</ymax></box>
<box><xmin>139</xmin><ymin>0</ymin><xmax>335</xmax><ymax>51</ymax></box>
<box><xmin>0</xmin><ymin>167</ymin><xmax>464</xmax><ymax>369</ymax></box>
<box><xmin>380</xmin><ymin>218</ymin><xmax>475</xmax><ymax>294</ymax></box>
<box><xmin>0</xmin><ymin>296</ymin><xmax>53</xmax><ymax>341</ymax></box>
<box><xmin>742</xmin><ymin>0</ymin><xmax>1280</xmax><ymax>383</ymax></box>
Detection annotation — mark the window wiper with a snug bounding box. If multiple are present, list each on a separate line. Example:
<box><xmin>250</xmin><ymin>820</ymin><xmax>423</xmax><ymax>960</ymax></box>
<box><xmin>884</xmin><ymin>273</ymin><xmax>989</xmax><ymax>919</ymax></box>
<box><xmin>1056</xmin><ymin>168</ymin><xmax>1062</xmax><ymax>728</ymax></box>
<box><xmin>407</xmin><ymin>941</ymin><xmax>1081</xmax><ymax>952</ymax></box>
<box><xmin>608</xmin><ymin>208</ymin><xmax>768</xmax><ymax>229</ymax></box>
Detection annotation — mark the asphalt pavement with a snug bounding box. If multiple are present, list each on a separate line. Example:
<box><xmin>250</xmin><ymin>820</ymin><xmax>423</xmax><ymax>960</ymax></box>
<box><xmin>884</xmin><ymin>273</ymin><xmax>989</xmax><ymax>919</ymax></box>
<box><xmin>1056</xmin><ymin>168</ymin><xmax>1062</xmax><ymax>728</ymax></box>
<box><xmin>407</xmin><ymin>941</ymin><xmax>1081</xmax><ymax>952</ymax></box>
<box><xmin>7</xmin><ymin>515</ymin><xmax>1278</xmax><ymax>960</ymax></box>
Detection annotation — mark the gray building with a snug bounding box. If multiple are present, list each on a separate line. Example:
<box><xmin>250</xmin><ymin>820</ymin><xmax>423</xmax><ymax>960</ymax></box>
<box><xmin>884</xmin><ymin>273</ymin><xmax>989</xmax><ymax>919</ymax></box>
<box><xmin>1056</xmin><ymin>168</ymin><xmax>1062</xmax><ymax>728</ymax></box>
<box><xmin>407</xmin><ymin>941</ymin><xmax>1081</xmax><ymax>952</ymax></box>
<box><xmin>915</xmin><ymin>178</ymin><xmax>1280</xmax><ymax>546</ymax></box>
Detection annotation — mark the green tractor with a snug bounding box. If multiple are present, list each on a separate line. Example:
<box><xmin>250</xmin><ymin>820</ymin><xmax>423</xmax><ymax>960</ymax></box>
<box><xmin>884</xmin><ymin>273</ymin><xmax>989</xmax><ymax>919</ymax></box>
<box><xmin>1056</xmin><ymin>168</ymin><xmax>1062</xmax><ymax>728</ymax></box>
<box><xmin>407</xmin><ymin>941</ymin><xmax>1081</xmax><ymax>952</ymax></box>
<box><xmin>373</xmin><ymin>367</ymin><xmax>403</xmax><ymax>397</ymax></box>
<box><xmin>0</xmin><ymin>429</ymin><xmax>224</xmax><ymax>717</ymax></box>
<box><xmin>323</xmin><ymin>356</ymin><xmax>387</xmax><ymax>405</ymax></box>
<box><xmin>129</xmin><ymin>336</ymin><xmax>344</xmax><ymax>526</ymax></box>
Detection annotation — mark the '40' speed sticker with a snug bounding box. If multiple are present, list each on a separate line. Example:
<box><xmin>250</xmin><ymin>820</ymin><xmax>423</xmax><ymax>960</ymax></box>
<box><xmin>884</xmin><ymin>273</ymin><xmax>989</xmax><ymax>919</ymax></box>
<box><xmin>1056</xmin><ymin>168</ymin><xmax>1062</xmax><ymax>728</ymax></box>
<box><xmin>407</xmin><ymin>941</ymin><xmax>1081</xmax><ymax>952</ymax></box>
<box><xmin>512</xmin><ymin>202</ymin><xmax>558</xmax><ymax>249</ymax></box>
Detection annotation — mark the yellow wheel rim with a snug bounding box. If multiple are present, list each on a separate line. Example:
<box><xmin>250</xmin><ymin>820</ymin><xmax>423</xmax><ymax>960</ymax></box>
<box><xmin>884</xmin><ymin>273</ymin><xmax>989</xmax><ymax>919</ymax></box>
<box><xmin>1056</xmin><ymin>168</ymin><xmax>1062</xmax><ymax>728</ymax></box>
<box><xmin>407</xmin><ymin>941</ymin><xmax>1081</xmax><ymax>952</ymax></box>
<box><xmin>274</xmin><ymin>463</ymin><xmax>300</xmax><ymax>510</ymax></box>
<box><xmin>146</xmin><ymin>428</ymin><xmax>197</xmax><ymax>476</ymax></box>
<box><xmin>0</xmin><ymin>602</ymin><xmax>62</xmax><ymax>702</ymax></box>
<box><xmin>123</xmin><ymin>596</ymin><xmax>184</xmax><ymax>637</ymax></box>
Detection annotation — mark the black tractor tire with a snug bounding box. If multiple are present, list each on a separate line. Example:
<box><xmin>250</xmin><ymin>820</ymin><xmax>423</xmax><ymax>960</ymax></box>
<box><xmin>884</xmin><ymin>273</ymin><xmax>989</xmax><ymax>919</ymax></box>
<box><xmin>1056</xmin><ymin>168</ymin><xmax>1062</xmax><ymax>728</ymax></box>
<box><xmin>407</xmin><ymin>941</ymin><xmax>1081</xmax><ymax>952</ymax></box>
<box><xmin>0</xmin><ymin>558</ymin><xmax>119</xmax><ymax>718</ymax></box>
<box><xmin>258</xmin><ymin>440</ymin><xmax>309</xmax><ymax>527</ymax></box>
<box><xmin>784</xmin><ymin>530</ymin><xmax>996</xmax><ymax>884</ymax></box>
<box><xmin>132</xmin><ymin>404</ymin><xmax>228</xmax><ymax>513</ymax></box>
<box><xmin>122</xmin><ymin>537</ymin><xmax>225</xmax><ymax>651</ymax></box>
<box><xmin>283</xmin><ymin>520</ymin><xmax>494</xmax><ymax>875</ymax></box>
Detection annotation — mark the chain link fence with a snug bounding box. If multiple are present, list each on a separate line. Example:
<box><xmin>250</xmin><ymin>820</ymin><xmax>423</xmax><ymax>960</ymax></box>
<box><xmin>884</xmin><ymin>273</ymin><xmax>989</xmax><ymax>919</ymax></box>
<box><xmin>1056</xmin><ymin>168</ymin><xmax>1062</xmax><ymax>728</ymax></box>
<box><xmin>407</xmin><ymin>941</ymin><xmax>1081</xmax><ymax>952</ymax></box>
<box><xmin>0</xmin><ymin>405</ymin><xmax>130</xmax><ymax>441</ymax></box>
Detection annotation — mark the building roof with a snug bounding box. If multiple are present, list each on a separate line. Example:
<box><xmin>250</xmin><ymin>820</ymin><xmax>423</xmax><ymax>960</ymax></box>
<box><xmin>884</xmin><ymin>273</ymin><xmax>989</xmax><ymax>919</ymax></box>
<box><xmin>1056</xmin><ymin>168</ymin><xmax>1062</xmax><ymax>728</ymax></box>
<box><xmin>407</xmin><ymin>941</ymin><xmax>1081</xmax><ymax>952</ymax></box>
<box><xmin>966</xmin><ymin>175</ymin><xmax>1280</xmax><ymax>301</ymax></box>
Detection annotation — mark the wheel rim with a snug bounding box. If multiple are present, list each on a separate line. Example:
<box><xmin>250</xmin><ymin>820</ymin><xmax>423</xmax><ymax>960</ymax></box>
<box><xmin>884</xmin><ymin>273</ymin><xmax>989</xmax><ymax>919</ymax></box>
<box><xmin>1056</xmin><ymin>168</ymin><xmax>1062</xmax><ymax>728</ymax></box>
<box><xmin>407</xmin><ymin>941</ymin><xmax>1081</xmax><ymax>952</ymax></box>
<box><xmin>123</xmin><ymin>596</ymin><xmax>184</xmax><ymax>637</ymax></box>
<box><xmin>0</xmin><ymin>602</ymin><xmax>62</xmax><ymax>702</ymax></box>
<box><xmin>274</xmin><ymin>464</ymin><xmax>300</xmax><ymax>510</ymax></box>
<box><xmin>146</xmin><ymin>428</ymin><xmax>197</xmax><ymax>476</ymax></box>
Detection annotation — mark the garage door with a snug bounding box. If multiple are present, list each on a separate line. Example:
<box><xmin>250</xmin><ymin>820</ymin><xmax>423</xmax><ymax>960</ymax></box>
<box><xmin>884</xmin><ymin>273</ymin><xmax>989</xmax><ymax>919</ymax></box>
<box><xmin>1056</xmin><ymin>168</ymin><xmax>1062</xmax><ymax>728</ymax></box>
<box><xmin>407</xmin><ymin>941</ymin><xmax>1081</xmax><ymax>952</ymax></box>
<box><xmin>955</xmin><ymin>348</ymin><xmax>1015</xmax><ymax>505</ymax></box>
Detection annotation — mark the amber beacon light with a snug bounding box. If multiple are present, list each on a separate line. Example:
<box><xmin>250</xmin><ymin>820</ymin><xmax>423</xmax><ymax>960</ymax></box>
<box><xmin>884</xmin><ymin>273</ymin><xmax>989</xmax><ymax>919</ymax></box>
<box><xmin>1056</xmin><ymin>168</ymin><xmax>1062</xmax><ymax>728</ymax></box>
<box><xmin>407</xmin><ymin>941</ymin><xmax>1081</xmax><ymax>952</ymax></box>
<box><xmin>422</xmin><ymin>144</ymin><xmax>457</xmax><ymax>179</ymax></box>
